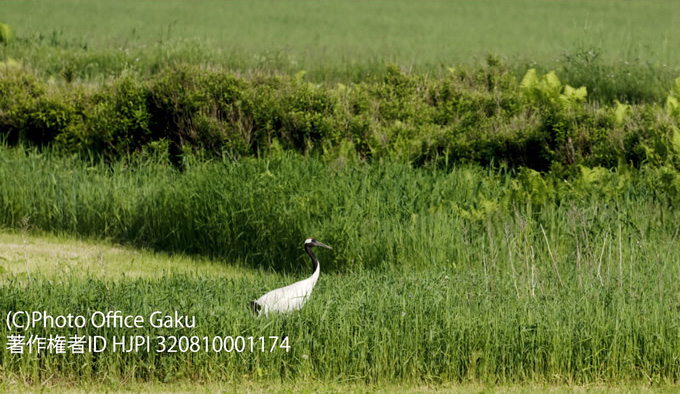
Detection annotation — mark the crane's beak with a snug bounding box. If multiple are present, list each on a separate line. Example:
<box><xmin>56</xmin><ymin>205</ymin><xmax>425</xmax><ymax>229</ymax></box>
<box><xmin>315</xmin><ymin>241</ymin><xmax>332</xmax><ymax>250</ymax></box>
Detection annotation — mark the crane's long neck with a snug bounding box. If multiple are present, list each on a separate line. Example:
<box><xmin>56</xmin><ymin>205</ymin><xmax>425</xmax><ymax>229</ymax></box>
<box><xmin>304</xmin><ymin>244</ymin><xmax>320</xmax><ymax>278</ymax></box>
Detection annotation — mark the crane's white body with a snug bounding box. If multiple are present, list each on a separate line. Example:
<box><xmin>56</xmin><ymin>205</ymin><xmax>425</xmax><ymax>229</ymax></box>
<box><xmin>251</xmin><ymin>238</ymin><xmax>330</xmax><ymax>317</ymax></box>
<box><xmin>254</xmin><ymin>263</ymin><xmax>319</xmax><ymax>316</ymax></box>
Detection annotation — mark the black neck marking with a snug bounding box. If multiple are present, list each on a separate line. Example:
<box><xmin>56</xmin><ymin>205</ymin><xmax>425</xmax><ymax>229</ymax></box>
<box><xmin>304</xmin><ymin>244</ymin><xmax>319</xmax><ymax>274</ymax></box>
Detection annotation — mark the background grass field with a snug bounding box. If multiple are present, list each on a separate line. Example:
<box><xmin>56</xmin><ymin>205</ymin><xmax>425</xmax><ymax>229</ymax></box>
<box><xmin>2</xmin><ymin>0</ymin><xmax>680</xmax><ymax>88</ymax></box>
<box><xmin>3</xmin><ymin>0</ymin><xmax>680</xmax><ymax>65</ymax></box>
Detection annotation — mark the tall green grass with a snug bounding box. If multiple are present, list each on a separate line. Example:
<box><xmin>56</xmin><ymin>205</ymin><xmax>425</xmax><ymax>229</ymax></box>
<box><xmin>1</xmin><ymin>147</ymin><xmax>680</xmax><ymax>383</ymax></box>
<box><xmin>1</xmin><ymin>146</ymin><xmax>679</xmax><ymax>273</ymax></box>
<box><xmin>1</xmin><ymin>254</ymin><xmax>679</xmax><ymax>384</ymax></box>
<box><xmin>2</xmin><ymin>0</ymin><xmax>680</xmax><ymax>386</ymax></box>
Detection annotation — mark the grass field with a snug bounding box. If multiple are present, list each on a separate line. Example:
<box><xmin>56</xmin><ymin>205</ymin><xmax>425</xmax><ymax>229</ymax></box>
<box><xmin>3</xmin><ymin>0</ymin><xmax>680</xmax><ymax>65</ymax></box>
<box><xmin>2</xmin><ymin>0</ymin><xmax>680</xmax><ymax>390</ymax></box>
<box><xmin>2</xmin><ymin>236</ymin><xmax>680</xmax><ymax>393</ymax></box>
<box><xmin>1</xmin><ymin>148</ymin><xmax>680</xmax><ymax>387</ymax></box>
<box><xmin>1</xmin><ymin>0</ymin><xmax>680</xmax><ymax>88</ymax></box>
<box><xmin>0</xmin><ymin>231</ymin><xmax>246</xmax><ymax>280</ymax></box>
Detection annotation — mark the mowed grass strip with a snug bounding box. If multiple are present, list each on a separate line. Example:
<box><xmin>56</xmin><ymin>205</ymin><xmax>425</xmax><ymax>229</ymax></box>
<box><xmin>0</xmin><ymin>231</ymin><xmax>249</xmax><ymax>281</ymax></box>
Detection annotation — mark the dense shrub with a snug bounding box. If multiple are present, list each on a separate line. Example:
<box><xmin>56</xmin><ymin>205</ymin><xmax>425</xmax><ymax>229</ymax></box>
<box><xmin>0</xmin><ymin>66</ymin><xmax>76</xmax><ymax>146</ymax></box>
<box><xmin>1</xmin><ymin>61</ymin><xmax>680</xmax><ymax>172</ymax></box>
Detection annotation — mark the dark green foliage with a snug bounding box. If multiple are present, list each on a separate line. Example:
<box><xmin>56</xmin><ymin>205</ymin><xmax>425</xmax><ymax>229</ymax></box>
<box><xmin>0</xmin><ymin>68</ymin><xmax>65</xmax><ymax>146</ymax></box>
<box><xmin>1</xmin><ymin>63</ymin><xmax>680</xmax><ymax>172</ymax></box>
<box><xmin>87</xmin><ymin>77</ymin><xmax>151</xmax><ymax>155</ymax></box>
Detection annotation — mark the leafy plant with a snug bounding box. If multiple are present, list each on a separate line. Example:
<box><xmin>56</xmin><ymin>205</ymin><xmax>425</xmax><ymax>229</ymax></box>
<box><xmin>520</xmin><ymin>68</ymin><xmax>587</xmax><ymax>110</ymax></box>
<box><xmin>0</xmin><ymin>22</ymin><xmax>14</xmax><ymax>44</ymax></box>
<box><xmin>613</xmin><ymin>100</ymin><xmax>630</xmax><ymax>126</ymax></box>
<box><xmin>666</xmin><ymin>76</ymin><xmax>680</xmax><ymax>119</ymax></box>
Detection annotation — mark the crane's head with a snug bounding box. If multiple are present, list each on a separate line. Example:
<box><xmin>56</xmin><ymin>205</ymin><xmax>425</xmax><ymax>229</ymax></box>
<box><xmin>305</xmin><ymin>237</ymin><xmax>332</xmax><ymax>250</ymax></box>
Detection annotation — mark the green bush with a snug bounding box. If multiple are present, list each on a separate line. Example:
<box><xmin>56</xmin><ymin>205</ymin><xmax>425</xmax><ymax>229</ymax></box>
<box><xmin>1</xmin><ymin>62</ymin><xmax>680</xmax><ymax>173</ymax></box>
<box><xmin>86</xmin><ymin>76</ymin><xmax>151</xmax><ymax>155</ymax></box>
<box><xmin>0</xmin><ymin>66</ymin><xmax>75</xmax><ymax>146</ymax></box>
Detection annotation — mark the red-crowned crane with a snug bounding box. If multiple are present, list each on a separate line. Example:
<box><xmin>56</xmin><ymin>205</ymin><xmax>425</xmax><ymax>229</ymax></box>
<box><xmin>250</xmin><ymin>238</ymin><xmax>332</xmax><ymax>317</ymax></box>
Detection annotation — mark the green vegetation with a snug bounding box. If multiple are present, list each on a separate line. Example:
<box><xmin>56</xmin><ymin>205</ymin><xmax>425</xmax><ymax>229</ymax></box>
<box><xmin>2</xmin><ymin>147</ymin><xmax>680</xmax><ymax>271</ymax></box>
<box><xmin>0</xmin><ymin>22</ymin><xmax>14</xmax><ymax>45</ymax></box>
<box><xmin>2</xmin><ymin>62</ymin><xmax>680</xmax><ymax>173</ymax></box>
<box><xmin>2</xmin><ymin>0</ymin><xmax>680</xmax><ymax>102</ymax></box>
<box><xmin>0</xmin><ymin>231</ymin><xmax>247</xmax><ymax>280</ymax></box>
<box><xmin>3</xmin><ymin>0</ymin><xmax>680</xmax><ymax>389</ymax></box>
<box><xmin>1</xmin><ymin>148</ymin><xmax>680</xmax><ymax>385</ymax></box>
<box><xmin>9</xmin><ymin>0</ymin><xmax>680</xmax><ymax>65</ymax></box>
